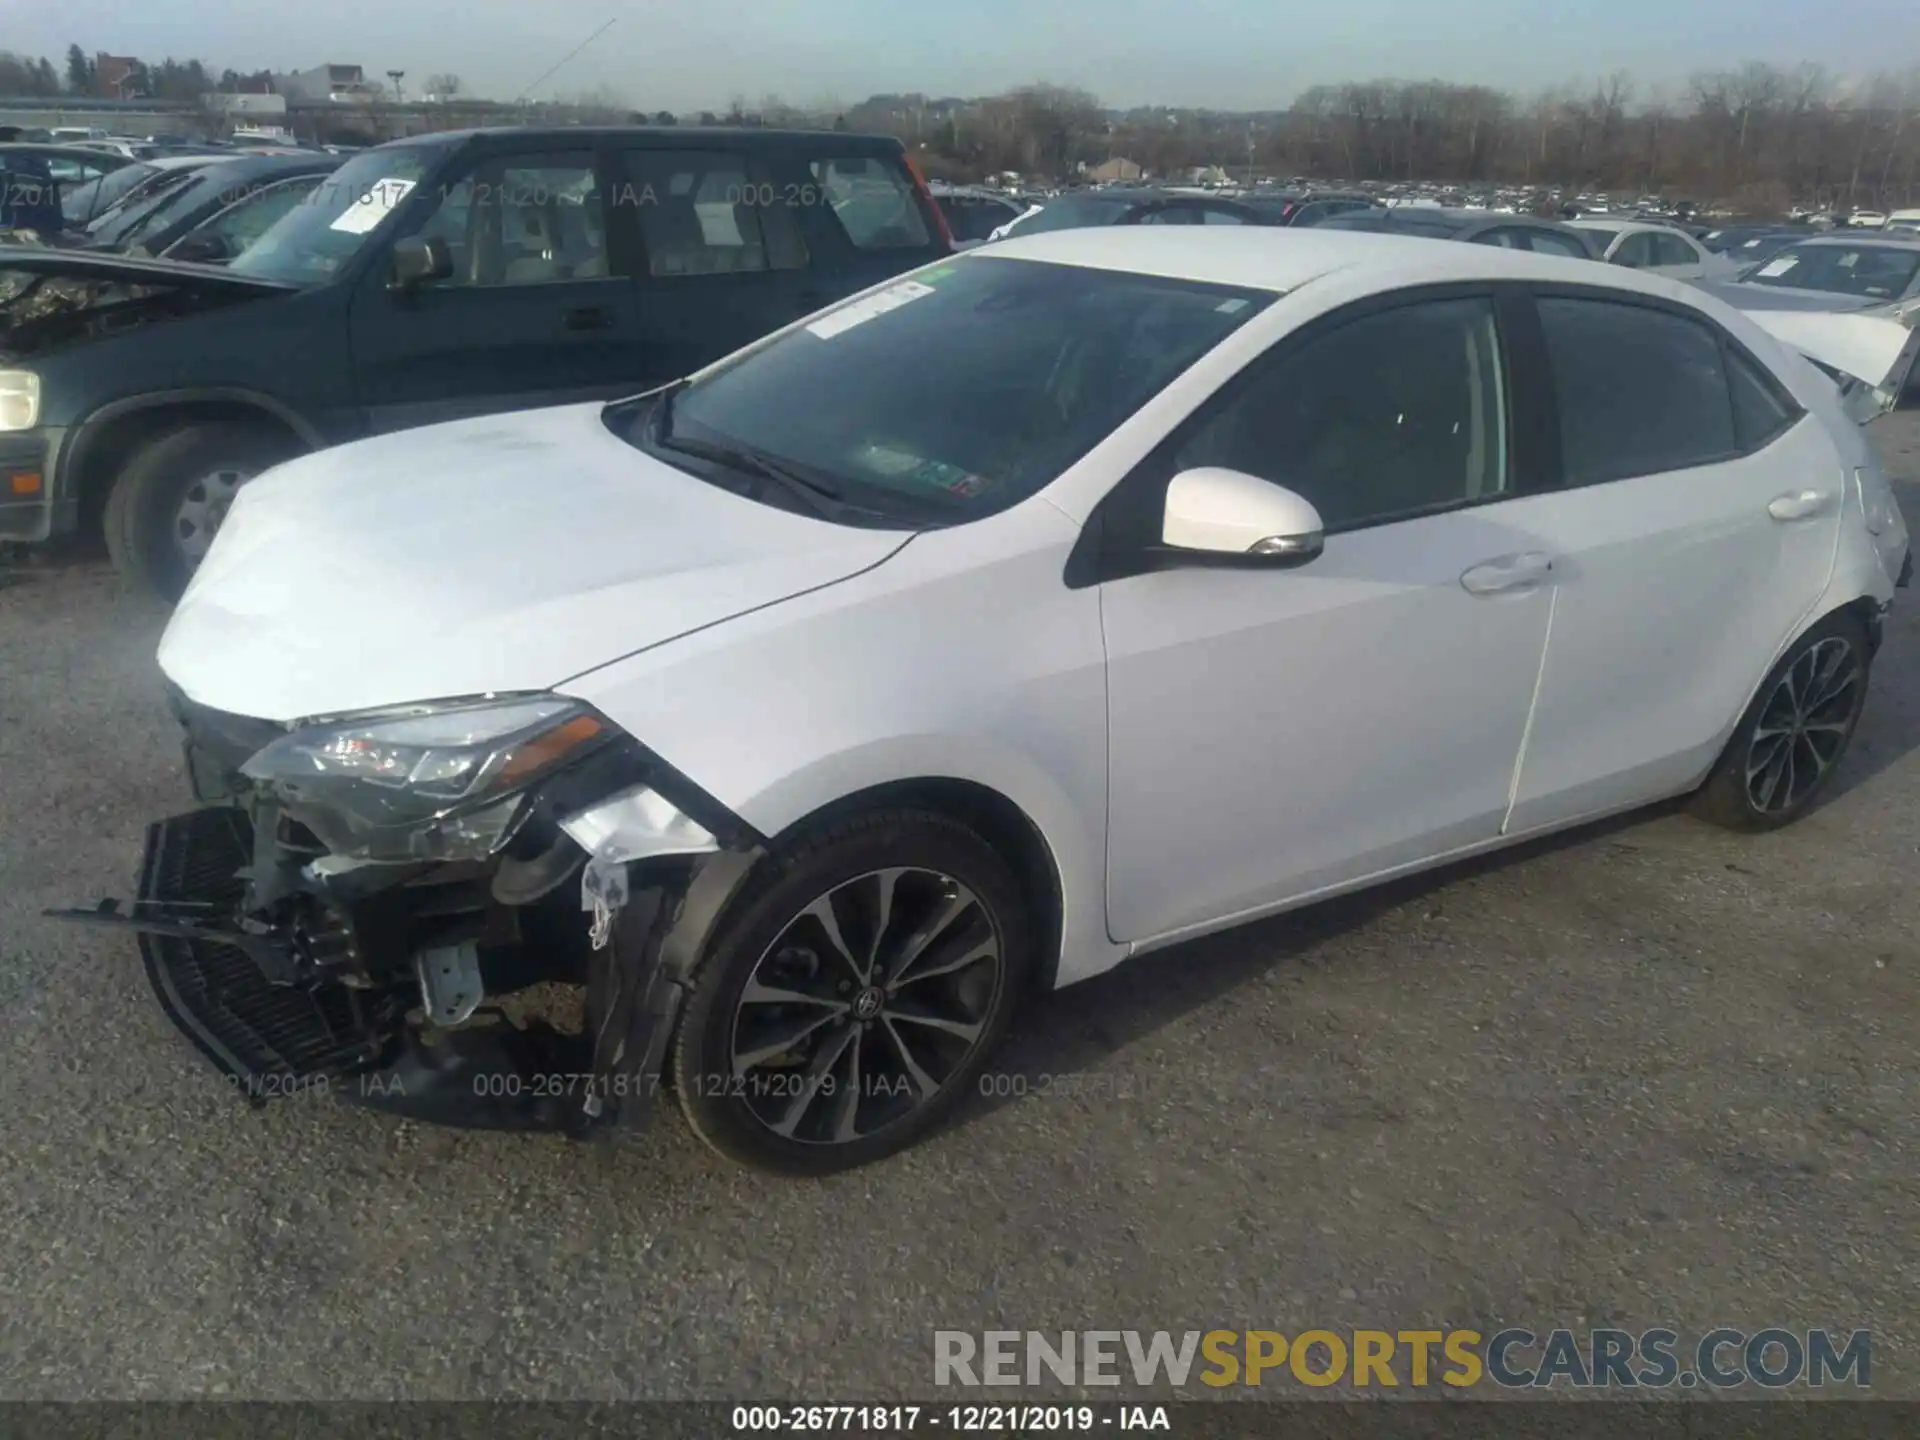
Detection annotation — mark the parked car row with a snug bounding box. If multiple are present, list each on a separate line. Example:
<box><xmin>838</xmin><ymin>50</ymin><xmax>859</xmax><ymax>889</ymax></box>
<box><xmin>2</xmin><ymin>124</ymin><xmax>1916</xmax><ymax>616</ymax></box>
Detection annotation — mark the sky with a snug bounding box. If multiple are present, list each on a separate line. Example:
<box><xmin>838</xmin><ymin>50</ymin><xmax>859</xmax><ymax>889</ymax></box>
<box><xmin>12</xmin><ymin>0</ymin><xmax>1920</xmax><ymax>112</ymax></box>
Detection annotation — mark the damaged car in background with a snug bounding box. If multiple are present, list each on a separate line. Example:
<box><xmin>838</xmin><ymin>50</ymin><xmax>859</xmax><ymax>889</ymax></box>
<box><xmin>49</xmin><ymin>230</ymin><xmax>1915</xmax><ymax>1175</ymax></box>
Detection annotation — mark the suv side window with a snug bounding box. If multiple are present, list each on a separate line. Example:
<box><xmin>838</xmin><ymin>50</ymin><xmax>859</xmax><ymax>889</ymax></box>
<box><xmin>1173</xmin><ymin>298</ymin><xmax>1510</xmax><ymax>530</ymax></box>
<box><xmin>1650</xmin><ymin>231</ymin><xmax>1699</xmax><ymax>267</ymax></box>
<box><xmin>809</xmin><ymin>155</ymin><xmax>930</xmax><ymax>250</ymax></box>
<box><xmin>1538</xmin><ymin>297</ymin><xmax>1737</xmax><ymax>485</ymax></box>
<box><xmin>407</xmin><ymin>153</ymin><xmax>608</xmax><ymax>286</ymax></box>
<box><xmin>627</xmin><ymin>150</ymin><xmax>810</xmax><ymax>276</ymax></box>
<box><xmin>1201</xmin><ymin>207</ymin><xmax>1248</xmax><ymax>225</ymax></box>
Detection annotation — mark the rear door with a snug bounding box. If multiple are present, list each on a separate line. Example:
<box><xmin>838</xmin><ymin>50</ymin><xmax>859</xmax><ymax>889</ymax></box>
<box><xmin>617</xmin><ymin>142</ymin><xmax>946</xmax><ymax>388</ymax></box>
<box><xmin>1503</xmin><ymin>290</ymin><xmax>1843</xmax><ymax>830</ymax></box>
<box><xmin>347</xmin><ymin>144</ymin><xmax>642</xmax><ymax>432</ymax></box>
<box><xmin>614</xmin><ymin>143</ymin><xmax>826</xmax><ymax>389</ymax></box>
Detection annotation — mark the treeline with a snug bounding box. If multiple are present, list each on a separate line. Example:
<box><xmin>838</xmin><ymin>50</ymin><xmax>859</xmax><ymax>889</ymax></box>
<box><xmin>821</xmin><ymin>63</ymin><xmax>1920</xmax><ymax>208</ymax></box>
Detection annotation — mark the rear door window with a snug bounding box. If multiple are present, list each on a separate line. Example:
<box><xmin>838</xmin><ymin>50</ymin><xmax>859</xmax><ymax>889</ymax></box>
<box><xmin>626</xmin><ymin>150</ymin><xmax>810</xmax><ymax>277</ymax></box>
<box><xmin>1538</xmin><ymin>296</ymin><xmax>1737</xmax><ymax>484</ymax></box>
<box><xmin>1650</xmin><ymin>231</ymin><xmax>1699</xmax><ymax>267</ymax></box>
<box><xmin>1610</xmin><ymin>232</ymin><xmax>1657</xmax><ymax>268</ymax></box>
<box><xmin>1524</xmin><ymin>229</ymin><xmax>1591</xmax><ymax>259</ymax></box>
<box><xmin>808</xmin><ymin>155</ymin><xmax>930</xmax><ymax>250</ymax></box>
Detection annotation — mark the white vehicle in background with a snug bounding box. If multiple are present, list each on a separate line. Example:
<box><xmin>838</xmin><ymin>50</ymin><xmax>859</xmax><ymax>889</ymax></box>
<box><xmin>1849</xmin><ymin>211</ymin><xmax>1889</xmax><ymax>229</ymax></box>
<box><xmin>1570</xmin><ymin>218</ymin><xmax>1741</xmax><ymax>281</ymax></box>
<box><xmin>68</xmin><ymin>230</ymin><xmax>1913</xmax><ymax>1175</ymax></box>
<box><xmin>1885</xmin><ymin>209</ymin><xmax>1920</xmax><ymax>235</ymax></box>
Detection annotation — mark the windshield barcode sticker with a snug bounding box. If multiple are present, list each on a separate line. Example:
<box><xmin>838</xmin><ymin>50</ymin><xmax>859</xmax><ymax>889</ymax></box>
<box><xmin>329</xmin><ymin>178</ymin><xmax>417</xmax><ymax>234</ymax></box>
<box><xmin>807</xmin><ymin>280</ymin><xmax>936</xmax><ymax>339</ymax></box>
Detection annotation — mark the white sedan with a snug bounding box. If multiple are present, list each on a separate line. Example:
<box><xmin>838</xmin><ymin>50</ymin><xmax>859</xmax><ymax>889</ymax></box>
<box><xmin>92</xmin><ymin>229</ymin><xmax>1915</xmax><ymax>1175</ymax></box>
<box><xmin>1570</xmin><ymin>218</ymin><xmax>1742</xmax><ymax>281</ymax></box>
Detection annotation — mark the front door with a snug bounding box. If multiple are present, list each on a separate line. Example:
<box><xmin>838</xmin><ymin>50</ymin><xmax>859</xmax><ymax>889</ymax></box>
<box><xmin>1100</xmin><ymin>294</ymin><xmax>1555</xmax><ymax>943</ymax></box>
<box><xmin>1504</xmin><ymin>292</ymin><xmax>1845</xmax><ymax>829</ymax></box>
<box><xmin>347</xmin><ymin>147</ymin><xmax>641</xmax><ymax>433</ymax></box>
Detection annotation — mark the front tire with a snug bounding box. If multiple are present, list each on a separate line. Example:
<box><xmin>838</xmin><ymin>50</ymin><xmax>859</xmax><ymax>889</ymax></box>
<box><xmin>1691</xmin><ymin>609</ymin><xmax>1872</xmax><ymax>831</ymax></box>
<box><xmin>103</xmin><ymin>422</ymin><xmax>300</xmax><ymax>602</ymax></box>
<box><xmin>673</xmin><ymin>809</ymin><xmax>1031</xmax><ymax>1175</ymax></box>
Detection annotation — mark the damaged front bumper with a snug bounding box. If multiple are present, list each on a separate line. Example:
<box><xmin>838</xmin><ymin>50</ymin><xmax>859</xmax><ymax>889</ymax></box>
<box><xmin>48</xmin><ymin>703</ymin><xmax>764</xmax><ymax>1136</ymax></box>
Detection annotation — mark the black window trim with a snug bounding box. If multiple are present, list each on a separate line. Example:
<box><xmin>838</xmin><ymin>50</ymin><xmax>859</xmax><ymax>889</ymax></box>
<box><xmin>1518</xmin><ymin>280</ymin><xmax>1808</xmax><ymax>489</ymax></box>
<box><xmin>1066</xmin><ymin>280</ymin><xmax>1550</xmax><ymax>589</ymax></box>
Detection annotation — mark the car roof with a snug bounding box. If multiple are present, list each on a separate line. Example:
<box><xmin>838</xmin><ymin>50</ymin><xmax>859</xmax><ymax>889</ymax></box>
<box><xmin>0</xmin><ymin>142</ymin><xmax>133</xmax><ymax>161</ymax></box>
<box><xmin>982</xmin><ymin>225</ymin><xmax>1667</xmax><ymax>296</ymax></box>
<box><xmin>171</xmin><ymin>152</ymin><xmax>340</xmax><ymax>182</ymax></box>
<box><xmin>385</xmin><ymin>125</ymin><xmax>903</xmax><ymax>154</ymax></box>
<box><xmin>1783</xmin><ymin>232</ymin><xmax>1920</xmax><ymax>250</ymax></box>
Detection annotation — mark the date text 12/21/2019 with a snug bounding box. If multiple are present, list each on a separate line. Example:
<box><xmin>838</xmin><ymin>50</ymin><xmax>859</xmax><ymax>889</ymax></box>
<box><xmin>730</xmin><ymin>1405</ymin><xmax>1171</xmax><ymax>1432</ymax></box>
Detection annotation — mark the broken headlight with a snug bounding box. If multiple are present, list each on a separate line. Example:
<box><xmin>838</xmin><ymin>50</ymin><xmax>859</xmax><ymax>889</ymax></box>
<box><xmin>240</xmin><ymin>695</ymin><xmax>610</xmax><ymax>862</ymax></box>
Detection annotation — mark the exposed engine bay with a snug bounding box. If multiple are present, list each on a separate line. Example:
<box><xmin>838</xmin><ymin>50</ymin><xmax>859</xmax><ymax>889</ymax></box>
<box><xmin>0</xmin><ymin>250</ymin><xmax>287</xmax><ymax>360</ymax></box>
<box><xmin>48</xmin><ymin>687</ymin><xmax>763</xmax><ymax>1133</ymax></box>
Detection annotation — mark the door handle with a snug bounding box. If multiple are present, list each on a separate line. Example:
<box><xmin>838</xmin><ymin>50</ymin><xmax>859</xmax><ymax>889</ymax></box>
<box><xmin>563</xmin><ymin>305</ymin><xmax>615</xmax><ymax>332</ymax></box>
<box><xmin>1460</xmin><ymin>551</ymin><xmax>1554</xmax><ymax>595</ymax></box>
<box><xmin>1768</xmin><ymin>489</ymin><xmax>1835</xmax><ymax>522</ymax></box>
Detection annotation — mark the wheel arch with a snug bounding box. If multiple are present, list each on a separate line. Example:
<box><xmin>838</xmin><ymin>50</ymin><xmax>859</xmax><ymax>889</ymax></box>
<box><xmin>67</xmin><ymin>390</ymin><xmax>321</xmax><ymax>530</ymax></box>
<box><xmin>767</xmin><ymin>777</ymin><xmax>1068</xmax><ymax>993</ymax></box>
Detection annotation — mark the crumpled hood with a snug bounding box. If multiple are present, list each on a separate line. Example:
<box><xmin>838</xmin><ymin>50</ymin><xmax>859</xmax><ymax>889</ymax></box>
<box><xmin>159</xmin><ymin>404</ymin><xmax>913</xmax><ymax>722</ymax></box>
<box><xmin>1701</xmin><ymin>280</ymin><xmax>1920</xmax><ymax>423</ymax></box>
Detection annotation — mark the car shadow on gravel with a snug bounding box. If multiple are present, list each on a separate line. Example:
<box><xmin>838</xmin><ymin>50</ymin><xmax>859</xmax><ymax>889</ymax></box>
<box><xmin>949</xmin><ymin>803</ymin><xmax>1669</xmax><ymax>1134</ymax></box>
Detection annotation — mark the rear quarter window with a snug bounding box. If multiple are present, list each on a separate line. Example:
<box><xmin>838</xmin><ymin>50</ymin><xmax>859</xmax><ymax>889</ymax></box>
<box><xmin>809</xmin><ymin>155</ymin><xmax>930</xmax><ymax>251</ymax></box>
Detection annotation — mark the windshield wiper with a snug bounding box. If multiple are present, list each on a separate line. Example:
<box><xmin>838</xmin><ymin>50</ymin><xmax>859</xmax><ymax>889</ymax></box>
<box><xmin>657</xmin><ymin>431</ymin><xmax>857</xmax><ymax>520</ymax></box>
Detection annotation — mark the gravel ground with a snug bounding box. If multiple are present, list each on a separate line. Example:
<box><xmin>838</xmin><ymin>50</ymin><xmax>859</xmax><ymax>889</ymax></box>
<box><xmin>1</xmin><ymin>419</ymin><xmax>1917</xmax><ymax>1402</ymax></box>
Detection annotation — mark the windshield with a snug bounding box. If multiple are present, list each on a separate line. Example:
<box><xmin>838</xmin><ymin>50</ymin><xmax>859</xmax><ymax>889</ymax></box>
<box><xmin>1744</xmin><ymin>243</ymin><xmax>1920</xmax><ymax>300</ymax></box>
<box><xmin>1578</xmin><ymin>224</ymin><xmax>1623</xmax><ymax>247</ymax></box>
<box><xmin>64</xmin><ymin>161</ymin><xmax>169</xmax><ymax>225</ymax></box>
<box><xmin>85</xmin><ymin>166</ymin><xmax>210</xmax><ymax>247</ymax></box>
<box><xmin>1008</xmin><ymin>195</ymin><xmax>1136</xmax><ymax>235</ymax></box>
<box><xmin>616</xmin><ymin>254</ymin><xmax>1274</xmax><ymax>526</ymax></box>
<box><xmin>228</xmin><ymin>147</ymin><xmax>439</xmax><ymax>286</ymax></box>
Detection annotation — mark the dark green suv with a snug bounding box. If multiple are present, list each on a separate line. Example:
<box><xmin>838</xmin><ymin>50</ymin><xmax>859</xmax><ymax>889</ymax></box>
<box><xmin>0</xmin><ymin>126</ymin><xmax>952</xmax><ymax>597</ymax></box>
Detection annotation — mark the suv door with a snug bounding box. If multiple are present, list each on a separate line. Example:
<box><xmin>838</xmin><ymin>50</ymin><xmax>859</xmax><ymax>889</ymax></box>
<box><xmin>1099</xmin><ymin>292</ymin><xmax>1554</xmax><ymax>942</ymax></box>
<box><xmin>1502</xmin><ymin>291</ymin><xmax>1838</xmax><ymax>829</ymax></box>
<box><xmin>347</xmin><ymin>147</ymin><xmax>639</xmax><ymax>431</ymax></box>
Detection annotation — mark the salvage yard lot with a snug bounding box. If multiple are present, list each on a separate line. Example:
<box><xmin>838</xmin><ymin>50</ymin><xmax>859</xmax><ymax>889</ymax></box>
<box><xmin>2</xmin><ymin>417</ymin><xmax>1918</xmax><ymax>1400</ymax></box>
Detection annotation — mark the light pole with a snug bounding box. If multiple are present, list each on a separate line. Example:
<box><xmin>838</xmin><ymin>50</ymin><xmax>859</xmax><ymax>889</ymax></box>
<box><xmin>387</xmin><ymin>69</ymin><xmax>406</xmax><ymax>105</ymax></box>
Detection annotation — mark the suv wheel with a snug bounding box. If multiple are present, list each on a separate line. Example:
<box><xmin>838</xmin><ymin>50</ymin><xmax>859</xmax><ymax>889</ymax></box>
<box><xmin>673</xmin><ymin>809</ymin><xmax>1031</xmax><ymax>1174</ymax></box>
<box><xmin>1690</xmin><ymin>609</ymin><xmax>1872</xmax><ymax>831</ymax></box>
<box><xmin>104</xmin><ymin>422</ymin><xmax>300</xmax><ymax>602</ymax></box>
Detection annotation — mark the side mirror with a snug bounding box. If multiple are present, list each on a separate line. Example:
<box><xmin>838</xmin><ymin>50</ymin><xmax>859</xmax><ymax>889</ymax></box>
<box><xmin>389</xmin><ymin>234</ymin><xmax>452</xmax><ymax>290</ymax></box>
<box><xmin>1161</xmin><ymin>467</ymin><xmax>1325</xmax><ymax>567</ymax></box>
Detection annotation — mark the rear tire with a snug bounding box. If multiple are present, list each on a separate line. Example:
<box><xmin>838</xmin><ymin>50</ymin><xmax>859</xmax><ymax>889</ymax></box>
<box><xmin>1690</xmin><ymin>609</ymin><xmax>1872</xmax><ymax>831</ymax></box>
<box><xmin>103</xmin><ymin>422</ymin><xmax>300</xmax><ymax>602</ymax></box>
<box><xmin>673</xmin><ymin>808</ymin><xmax>1031</xmax><ymax>1175</ymax></box>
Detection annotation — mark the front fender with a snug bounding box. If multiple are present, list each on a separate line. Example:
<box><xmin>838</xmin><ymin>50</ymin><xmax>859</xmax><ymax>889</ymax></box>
<box><xmin>558</xmin><ymin>505</ymin><xmax>1125</xmax><ymax>987</ymax></box>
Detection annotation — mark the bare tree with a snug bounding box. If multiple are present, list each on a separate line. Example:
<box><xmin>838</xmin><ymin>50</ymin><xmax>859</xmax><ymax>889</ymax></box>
<box><xmin>424</xmin><ymin>73</ymin><xmax>460</xmax><ymax>101</ymax></box>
